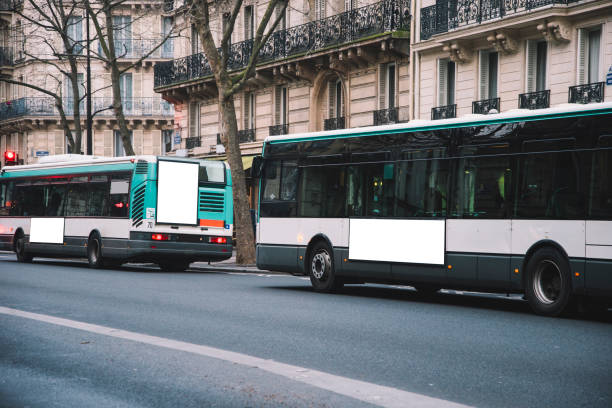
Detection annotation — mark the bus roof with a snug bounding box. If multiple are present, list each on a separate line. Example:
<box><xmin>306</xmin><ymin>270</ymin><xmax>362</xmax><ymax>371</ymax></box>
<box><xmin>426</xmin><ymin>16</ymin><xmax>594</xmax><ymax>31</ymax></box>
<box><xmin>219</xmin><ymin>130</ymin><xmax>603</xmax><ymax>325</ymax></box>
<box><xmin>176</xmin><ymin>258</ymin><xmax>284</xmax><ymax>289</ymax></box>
<box><xmin>264</xmin><ymin>102</ymin><xmax>612</xmax><ymax>145</ymax></box>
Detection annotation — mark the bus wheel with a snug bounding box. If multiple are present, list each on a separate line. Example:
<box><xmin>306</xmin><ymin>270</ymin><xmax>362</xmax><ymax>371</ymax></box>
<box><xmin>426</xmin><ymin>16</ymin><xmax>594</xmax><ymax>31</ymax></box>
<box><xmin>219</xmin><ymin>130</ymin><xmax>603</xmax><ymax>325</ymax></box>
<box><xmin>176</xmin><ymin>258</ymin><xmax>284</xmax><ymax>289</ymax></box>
<box><xmin>158</xmin><ymin>261</ymin><xmax>190</xmax><ymax>272</ymax></box>
<box><xmin>309</xmin><ymin>242</ymin><xmax>343</xmax><ymax>292</ymax></box>
<box><xmin>525</xmin><ymin>248</ymin><xmax>572</xmax><ymax>316</ymax></box>
<box><xmin>15</xmin><ymin>234</ymin><xmax>33</xmax><ymax>263</ymax></box>
<box><xmin>87</xmin><ymin>235</ymin><xmax>105</xmax><ymax>269</ymax></box>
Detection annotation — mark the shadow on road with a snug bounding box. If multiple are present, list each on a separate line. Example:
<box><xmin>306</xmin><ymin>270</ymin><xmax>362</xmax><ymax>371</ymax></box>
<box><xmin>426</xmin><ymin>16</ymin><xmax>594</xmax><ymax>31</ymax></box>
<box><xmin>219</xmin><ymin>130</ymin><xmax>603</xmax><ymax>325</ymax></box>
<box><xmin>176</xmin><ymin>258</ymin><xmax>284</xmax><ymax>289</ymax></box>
<box><xmin>266</xmin><ymin>284</ymin><xmax>612</xmax><ymax>323</ymax></box>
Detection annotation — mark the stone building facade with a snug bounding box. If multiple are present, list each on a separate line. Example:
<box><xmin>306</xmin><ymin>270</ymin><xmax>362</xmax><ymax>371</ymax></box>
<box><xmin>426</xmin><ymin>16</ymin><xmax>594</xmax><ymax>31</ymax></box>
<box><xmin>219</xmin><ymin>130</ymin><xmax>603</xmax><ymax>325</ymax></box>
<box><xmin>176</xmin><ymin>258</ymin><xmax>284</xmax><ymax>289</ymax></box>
<box><xmin>0</xmin><ymin>0</ymin><xmax>175</xmax><ymax>166</ymax></box>
<box><xmin>411</xmin><ymin>0</ymin><xmax>612</xmax><ymax>121</ymax></box>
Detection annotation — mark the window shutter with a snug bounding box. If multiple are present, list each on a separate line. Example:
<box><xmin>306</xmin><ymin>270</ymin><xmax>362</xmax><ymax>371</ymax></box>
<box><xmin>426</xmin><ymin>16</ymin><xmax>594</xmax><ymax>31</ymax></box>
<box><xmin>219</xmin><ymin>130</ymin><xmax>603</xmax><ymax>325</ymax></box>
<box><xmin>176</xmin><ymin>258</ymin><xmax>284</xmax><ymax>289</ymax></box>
<box><xmin>243</xmin><ymin>93</ymin><xmax>251</xmax><ymax>129</ymax></box>
<box><xmin>281</xmin><ymin>87</ymin><xmax>287</xmax><ymax>125</ymax></box>
<box><xmin>388</xmin><ymin>64</ymin><xmax>396</xmax><ymax>109</ymax></box>
<box><xmin>189</xmin><ymin>102</ymin><xmax>199</xmax><ymax>138</ymax></box>
<box><xmin>438</xmin><ymin>59</ymin><xmax>448</xmax><ymax>106</ymax></box>
<box><xmin>577</xmin><ymin>28</ymin><xmax>586</xmax><ymax>85</ymax></box>
<box><xmin>275</xmin><ymin>87</ymin><xmax>281</xmax><ymax>124</ymax></box>
<box><xmin>587</xmin><ymin>28</ymin><xmax>601</xmax><ymax>83</ymax></box>
<box><xmin>526</xmin><ymin>40</ymin><xmax>536</xmax><ymax>92</ymax></box>
<box><xmin>379</xmin><ymin>64</ymin><xmax>386</xmax><ymax>109</ymax></box>
<box><xmin>328</xmin><ymin>81</ymin><xmax>335</xmax><ymax>118</ymax></box>
<box><xmin>479</xmin><ymin>50</ymin><xmax>489</xmax><ymax>99</ymax></box>
<box><xmin>316</xmin><ymin>0</ymin><xmax>326</xmax><ymax>20</ymax></box>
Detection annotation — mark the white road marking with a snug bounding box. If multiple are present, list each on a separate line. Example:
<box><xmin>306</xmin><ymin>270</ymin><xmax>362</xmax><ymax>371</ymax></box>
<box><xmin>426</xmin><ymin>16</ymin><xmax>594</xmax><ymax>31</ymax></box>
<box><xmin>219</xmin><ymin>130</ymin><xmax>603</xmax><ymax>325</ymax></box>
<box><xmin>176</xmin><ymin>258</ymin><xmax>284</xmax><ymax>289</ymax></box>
<box><xmin>0</xmin><ymin>306</ymin><xmax>471</xmax><ymax>408</ymax></box>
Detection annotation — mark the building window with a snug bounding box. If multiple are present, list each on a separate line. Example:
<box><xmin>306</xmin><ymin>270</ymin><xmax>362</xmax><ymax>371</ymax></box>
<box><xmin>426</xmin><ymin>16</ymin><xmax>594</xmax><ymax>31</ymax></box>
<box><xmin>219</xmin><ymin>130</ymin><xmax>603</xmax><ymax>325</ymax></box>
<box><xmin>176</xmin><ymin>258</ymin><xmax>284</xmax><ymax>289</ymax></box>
<box><xmin>438</xmin><ymin>58</ymin><xmax>455</xmax><ymax>105</ymax></box>
<box><xmin>189</xmin><ymin>102</ymin><xmax>200</xmax><ymax>138</ymax></box>
<box><xmin>191</xmin><ymin>25</ymin><xmax>200</xmax><ymax>54</ymax></box>
<box><xmin>162</xmin><ymin>17</ymin><xmax>173</xmax><ymax>58</ymax></box>
<box><xmin>578</xmin><ymin>27</ymin><xmax>601</xmax><ymax>84</ymax></box>
<box><xmin>275</xmin><ymin>86</ymin><xmax>288</xmax><ymax>125</ymax></box>
<box><xmin>112</xmin><ymin>15</ymin><xmax>132</xmax><ymax>57</ymax></box>
<box><xmin>329</xmin><ymin>79</ymin><xmax>343</xmax><ymax>119</ymax></box>
<box><xmin>162</xmin><ymin>130</ymin><xmax>173</xmax><ymax>155</ymax></box>
<box><xmin>244</xmin><ymin>92</ymin><xmax>255</xmax><ymax>130</ymax></box>
<box><xmin>114</xmin><ymin>130</ymin><xmax>133</xmax><ymax>157</ymax></box>
<box><xmin>244</xmin><ymin>6</ymin><xmax>254</xmax><ymax>40</ymax></box>
<box><xmin>64</xmin><ymin>72</ymin><xmax>85</xmax><ymax>114</ymax></box>
<box><xmin>479</xmin><ymin>50</ymin><xmax>498</xmax><ymax>99</ymax></box>
<box><xmin>275</xmin><ymin>3</ymin><xmax>286</xmax><ymax>31</ymax></box>
<box><xmin>67</xmin><ymin>16</ymin><xmax>83</xmax><ymax>55</ymax></box>
<box><xmin>380</xmin><ymin>62</ymin><xmax>396</xmax><ymax>109</ymax></box>
<box><xmin>119</xmin><ymin>73</ymin><xmax>132</xmax><ymax>114</ymax></box>
<box><xmin>526</xmin><ymin>40</ymin><xmax>547</xmax><ymax>92</ymax></box>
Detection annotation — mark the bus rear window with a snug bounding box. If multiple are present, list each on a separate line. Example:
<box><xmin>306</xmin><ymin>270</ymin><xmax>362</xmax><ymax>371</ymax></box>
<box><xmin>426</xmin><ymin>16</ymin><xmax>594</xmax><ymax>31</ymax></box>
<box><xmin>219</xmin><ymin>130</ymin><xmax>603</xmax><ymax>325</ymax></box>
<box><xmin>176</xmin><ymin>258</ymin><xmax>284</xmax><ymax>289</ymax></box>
<box><xmin>199</xmin><ymin>162</ymin><xmax>225</xmax><ymax>184</ymax></box>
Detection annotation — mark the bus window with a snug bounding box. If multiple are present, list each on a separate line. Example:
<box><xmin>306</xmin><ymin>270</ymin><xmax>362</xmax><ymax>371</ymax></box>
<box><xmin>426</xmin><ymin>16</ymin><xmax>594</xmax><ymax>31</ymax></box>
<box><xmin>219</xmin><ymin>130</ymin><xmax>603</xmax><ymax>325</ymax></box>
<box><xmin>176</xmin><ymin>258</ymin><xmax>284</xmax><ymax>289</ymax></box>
<box><xmin>515</xmin><ymin>139</ymin><xmax>584</xmax><ymax>219</ymax></box>
<box><xmin>44</xmin><ymin>181</ymin><xmax>67</xmax><ymax>217</ymax></box>
<box><xmin>299</xmin><ymin>165</ymin><xmax>345</xmax><ymax>217</ymax></box>
<box><xmin>89</xmin><ymin>175</ymin><xmax>109</xmax><ymax>217</ymax></box>
<box><xmin>347</xmin><ymin>163</ymin><xmax>394</xmax><ymax>217</ymax></box>
<box><xmin>199</xmin><ymin>162</ymin><xmax>225</xmax><ymax>185</ymax></box>
<box><xmin>262</xmin><ymin>160</ymin><xmax>281</xmax><ymax>201</ymax></box>
<box><xmin>396</xmin><ymin>149</ymin><xmax>448</xmax><ymax>217</ymax></box>
<box><xmin>452</xmin><ymin>144</ymin><xmax>510</xmax><ymax>218</ymax></box>
<box><xmin>0</xmin><ymin>182</ymin><xmax>13</xmax><ymax>216</ymax></box>
<box><xmin>280</xmin><ymin>162</ymin><xmax>298</xmax><ymax>201</ymax></box>
<box><xmin>109</xmin><ymin>175</ymin><xmax>130</xmax><ymax>217</ymax></box>
<box><xmin>588</xmin><ymin>135</ymin><xmax>612</xmax><ymax>219</ymax></box>
<box><xmin>13</xmin><ymin>180</ymin><xmax>44</xmax><ymax>216</ymax></box>
<box><xmin>65</xmin><ymin>177</ymin><xmax>90</xmax><ymax>216</ymax></box>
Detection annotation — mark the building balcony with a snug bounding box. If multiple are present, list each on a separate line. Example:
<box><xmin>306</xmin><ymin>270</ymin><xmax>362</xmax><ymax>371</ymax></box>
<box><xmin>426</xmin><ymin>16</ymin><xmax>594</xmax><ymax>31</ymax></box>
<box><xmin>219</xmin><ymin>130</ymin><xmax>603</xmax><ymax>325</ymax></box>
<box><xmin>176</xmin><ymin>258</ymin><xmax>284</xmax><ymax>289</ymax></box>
<box><xmin>373</xmin><ymin>107</ymin><xmax>399</xmax><ymax>125</ymax></box>
<box><xmin>0</xmin><ymin>47</ymin><xmax>13</xmax><ymax>66</ymax></box>
<box><xmin>238</xmin><ymin>128</ymin><xmax>255</xmax><ymax>143</ymax></box>
<box><xmin>472</xmin><ymin>97</ymin><xmax>500</xmax><ymax>114</ymax></box>
<box><xmin>269</xmin><ymin>124</ymin><xmax>289</xmax><ymax>136</ymax></box>
<box><xmin>154</xmin><ymin>0</ymin><xmax>411</xmax><ymax>90</ymax></box>
<box><xmin>568</xmin><ymin>82</ymin><xmax>604</xmax><ymax>104</ymax></box>
<box><xmin>420</xmin><ymin>0</ymin><xmax>585</xmax><ymax>40</ymax></box>
<box><xmin>519</xmin><ymin>90</ymin><xmax>550</xmax><ymax>110</ymax></box>
<box><xmin>431</xmin><ymin>104</ymin><xmax>456</xmax><ymax>120</ymax></box>
<box><xmin>103</xmin><ymin>38</ymin><xmax>174</xmax><ymax>60</ymax></box>
<box><xmin>324</xmin><ymin>117</ymin><xmax>346</xmax><ymax>131</ymax></box>
<box><xmin>0</xmin><ymin>97</ymin><xmax>174</xmax><ymax>122</ymax></box>
<box><xmin>186</xmin><ymin>136</ymin><xmax>201</xmax><ymax>149</ymax></box>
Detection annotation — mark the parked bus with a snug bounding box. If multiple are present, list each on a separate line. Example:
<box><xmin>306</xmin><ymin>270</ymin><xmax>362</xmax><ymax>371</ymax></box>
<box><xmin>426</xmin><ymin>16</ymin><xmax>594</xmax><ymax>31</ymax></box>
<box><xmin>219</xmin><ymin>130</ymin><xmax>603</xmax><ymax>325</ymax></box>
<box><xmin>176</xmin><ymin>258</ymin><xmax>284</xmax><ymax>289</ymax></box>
<box><xmin>255</xmin><ymin>102</ymin><xmax>612</xmax><ymax>316</ymax></box>
<box><xmin>0</xmin><ymin>155</ymin><xmax>233</xmax><ymax>271</ymax></box>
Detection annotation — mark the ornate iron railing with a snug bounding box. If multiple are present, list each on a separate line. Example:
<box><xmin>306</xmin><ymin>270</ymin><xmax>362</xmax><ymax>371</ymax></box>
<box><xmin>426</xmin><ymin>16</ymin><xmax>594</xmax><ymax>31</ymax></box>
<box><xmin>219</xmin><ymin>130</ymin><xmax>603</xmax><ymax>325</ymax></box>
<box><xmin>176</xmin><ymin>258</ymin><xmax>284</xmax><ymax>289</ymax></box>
<box><xmin>101</xmin><ymin>38</ymin><xmax>173</xmax><ymax>59</ymax></box>
<box><xmin>186</xmin><ymin>137</ymin><xmax>201</xmax><ymax>149</ymax></box>
<box><xmin>155</xmin><ymin>0</ymin><xmax>411</xmax><ymax>88</ymax></box>
<box><xmin>373</xmin><ymin>107</ymin><xmax>399</xmax><ymax>125</ymax></box>
<box><xmin>0</xmin><ymin>0</ymin><xmax>22</xmax><ymax>11</ymax></box>
<box><xmin>0</xmin><ymin>97</ymin><xmax>173</xmax><ymax>122</ymax></box>
<box><xmin>324</xmin><ymin>117</ymin><xmax>346</xmax><ymax>130</ymax></box>
<box><xmin>269</xmin><ymin>124</ymin><xmax>289</xmax><ymax>136</ymax></box>
<box><xmin>238</xmin><ymin>128</ymin><xmax>255</xmax><ymax>143</ymax></box>
<box><xmin>472</xmin><ymin>97</ymin><xmax>500</xmax><ymax>114</ymax></box>
<box><xmin>0</xmin><ymin>47</ymin><xmax>13</xmax><ymax>66</ymax></box>
<box><xmin>568</xmin><ymin>82</ymin><xmax>604</xmax><ymax>104</ymax></box>
<box><xmin>431</xmin><ymin>104</ymin><xmax>456</xmax><ymax>120</ymax></box>
<box><xmin>421</xmin><ymin>0</ymin><xmax>583</xmax><ymax>40</ymax></box>
<box><xmin>163</xmin><ymin>0</ymin><xmax>174</xmax><ymax>12</ymax></box>
<box><xmin>519</xmin><ymin>90</ymin><xmax>550</xmax><ymax>109</ymax></box>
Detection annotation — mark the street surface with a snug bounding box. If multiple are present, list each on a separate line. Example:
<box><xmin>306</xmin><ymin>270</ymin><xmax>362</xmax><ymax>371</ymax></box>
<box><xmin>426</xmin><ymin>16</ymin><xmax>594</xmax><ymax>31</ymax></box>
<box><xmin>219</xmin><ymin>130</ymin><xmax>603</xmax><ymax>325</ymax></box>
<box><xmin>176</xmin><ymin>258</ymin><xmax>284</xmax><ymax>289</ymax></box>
<box><xmin>1</xmin><ymin>253</ymin><xmax>611</xmax><ymax>408</ymax></box>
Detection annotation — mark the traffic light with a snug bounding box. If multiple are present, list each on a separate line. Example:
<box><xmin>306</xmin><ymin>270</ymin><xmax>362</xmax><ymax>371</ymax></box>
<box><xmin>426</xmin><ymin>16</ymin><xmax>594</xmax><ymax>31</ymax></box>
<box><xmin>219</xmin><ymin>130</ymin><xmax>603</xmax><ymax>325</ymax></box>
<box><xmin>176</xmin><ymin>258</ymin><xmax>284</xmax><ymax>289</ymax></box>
<box><xmin>4</xmin><ymin>151</ymin><xmax>18</xmax><ymax>166</ymax></box>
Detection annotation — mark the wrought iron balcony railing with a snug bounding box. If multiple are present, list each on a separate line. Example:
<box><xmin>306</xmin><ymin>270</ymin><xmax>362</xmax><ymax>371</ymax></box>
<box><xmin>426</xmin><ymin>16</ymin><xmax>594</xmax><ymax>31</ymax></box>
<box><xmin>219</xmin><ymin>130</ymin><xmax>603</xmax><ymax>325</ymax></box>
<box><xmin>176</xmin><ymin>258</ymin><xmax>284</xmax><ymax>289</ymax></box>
<box><xmin>269</xmin><ymin>124</ymin><xmax>289</xmax><ymax>136</ymax></box>
<box><xmin>421</xmin><ymin>0</ymin><xmax>583</xmax><ymax>40</ymax></box>
<box><xmin>238</xmin><ymin>128</ymin><xmax>255</xmax><ymax>143</ymax></box>
<box><xmin>473</xmin><ymin>97</ymin><xmax>500</xmax><ymax>114</ymax></box>
<box><xmin>0</xmin><ymin>0</ymin><xmax>22</xmax><ymax>11</ymax></box>
<box><xmin>324</xmin><ymin>117</ymin><xmax>346</xmax><ymax>131</ymax></box>
<box><xmin>568</xmin><ymin>82</ymin><xmax>604</xmax><ymax>104</ymax></box>
<box><xmin>431</xmin><ymin>104</ymin><xmax>456</xmax><ymax>120</ymax></box>
<box><xmin>0</xmin><ymin>47</ymin><xmax>13</xmax><ymax>66</ymax></box>
<box><xmin>155</xmin><ymin>0</ymin><xmax>411</xmax><ymax>88</ymax></box>
<box><xmin>373</xmin><ymin>107</ymin><xmax>399</xmax><ymax>125</ymax></box>
<box><xmin>186</xmin><ymin>137</ymin><xmax>201</xmax><ymax>149</ymax></box>
<box><xmin>519</xmin><ymin>90</ymin><xmax>550</xmax><ymax>110</ymax></box>
<box><xmin>101</xmin><ymin>38</ymin><xmax>174</xmax><ymax>59</ymax></box>
<box><xmin>0</xmin><ymin>97</ymin><xmax>173</xmax><ymax>122</ymax></box>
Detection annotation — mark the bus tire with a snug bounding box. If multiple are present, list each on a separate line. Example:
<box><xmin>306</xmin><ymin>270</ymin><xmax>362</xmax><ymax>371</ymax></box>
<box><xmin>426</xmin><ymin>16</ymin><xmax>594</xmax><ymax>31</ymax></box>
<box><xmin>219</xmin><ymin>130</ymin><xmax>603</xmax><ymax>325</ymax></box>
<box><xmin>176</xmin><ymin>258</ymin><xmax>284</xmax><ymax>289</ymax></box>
<box><xmin>87</xmin><ymin>234</ymin><xmax>105</xmax><ymax>269</ymax></box>
<box><xmin>525</xmin><ymin>247</ymin><xmax>572</xmax><ymax>316</ymax></box>
<box><xmin>15</xmin><ymin>234</ymin><xmax>33</xmax><ymax>263</ymax></box>
<box><xmin>308</xmin><ymin>241</ymin><xmax>343</xmax><ymax>292</ymax></box>
<box><xmin>158</xmin><ymin>261</ymin><xmax>190</xmax><ymax>272</ymax></box>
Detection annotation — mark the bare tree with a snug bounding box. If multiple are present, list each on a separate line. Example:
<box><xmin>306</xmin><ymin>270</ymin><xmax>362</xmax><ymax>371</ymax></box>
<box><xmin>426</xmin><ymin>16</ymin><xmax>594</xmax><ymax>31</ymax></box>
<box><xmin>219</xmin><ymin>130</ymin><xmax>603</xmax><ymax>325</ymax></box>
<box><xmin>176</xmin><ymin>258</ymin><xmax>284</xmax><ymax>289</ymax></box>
<box><xmin>187</xmin><ymin>0</ymin><xmax>288</xmax><ymax>264</ymax></box>
<box><xmin>84</xmin><ymin>0</ymin><xmax>177</xmax><ymax>156</ymax></box>
<box><xmin>1</xmin><ymin>0</ymin><xmax>92</xmax><ymax>153</ymax></box>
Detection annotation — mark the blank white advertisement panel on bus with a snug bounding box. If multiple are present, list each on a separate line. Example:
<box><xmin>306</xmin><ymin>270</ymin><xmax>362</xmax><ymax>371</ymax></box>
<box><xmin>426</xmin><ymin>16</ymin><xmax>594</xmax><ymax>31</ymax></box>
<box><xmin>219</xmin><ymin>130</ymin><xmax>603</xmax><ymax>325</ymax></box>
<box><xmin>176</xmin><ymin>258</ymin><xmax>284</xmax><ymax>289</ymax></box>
<box><xmin>30</xmin><ymin>218</ymin><xmax>65</xmax><ymax>244</ymax></box>
<box><xmin>156</xmin><ymin>160</ymin><xmax>199</xmax><ymax>225</ymax></box>
<box><xmin>349</xmin><ymin>219</ymin><xmax>445</xmax><ymax>265</ymax></box>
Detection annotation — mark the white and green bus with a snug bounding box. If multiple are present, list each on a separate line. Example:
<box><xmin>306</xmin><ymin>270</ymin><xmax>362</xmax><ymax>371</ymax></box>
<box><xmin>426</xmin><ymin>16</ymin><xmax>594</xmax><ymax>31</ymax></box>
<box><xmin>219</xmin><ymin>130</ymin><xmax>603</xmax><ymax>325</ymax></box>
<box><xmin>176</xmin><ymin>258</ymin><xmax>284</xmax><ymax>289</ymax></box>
<box><xmin>255</xmin><ymin>102</ymin><xmax>612</xmax><ymax>316</ymax></box>
<box><xmin>0</xmin><ymin>155</ymin><xmax>233</xmax><ymax>271</ymax></box>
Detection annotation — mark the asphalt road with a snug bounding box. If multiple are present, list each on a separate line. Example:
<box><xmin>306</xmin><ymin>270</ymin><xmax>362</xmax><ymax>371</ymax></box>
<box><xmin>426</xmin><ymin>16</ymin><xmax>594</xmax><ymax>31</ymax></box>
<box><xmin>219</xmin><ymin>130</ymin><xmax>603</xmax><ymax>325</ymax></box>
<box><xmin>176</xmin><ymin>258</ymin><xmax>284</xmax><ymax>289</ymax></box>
<box><xmin>0</xmin><ymin>254</ymin><xmax>611</xmax><ymax>408</ymax></box>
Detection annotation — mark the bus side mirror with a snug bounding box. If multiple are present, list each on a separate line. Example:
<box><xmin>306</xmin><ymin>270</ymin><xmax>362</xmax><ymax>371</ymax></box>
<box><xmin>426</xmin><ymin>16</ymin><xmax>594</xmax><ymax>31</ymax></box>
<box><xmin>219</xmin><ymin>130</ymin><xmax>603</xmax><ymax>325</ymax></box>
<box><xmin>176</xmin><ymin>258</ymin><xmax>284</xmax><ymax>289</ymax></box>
<box><xmin>251</xmin><ymin>156</ymin><xmax>264</xmax><ymax>178</ymax></box>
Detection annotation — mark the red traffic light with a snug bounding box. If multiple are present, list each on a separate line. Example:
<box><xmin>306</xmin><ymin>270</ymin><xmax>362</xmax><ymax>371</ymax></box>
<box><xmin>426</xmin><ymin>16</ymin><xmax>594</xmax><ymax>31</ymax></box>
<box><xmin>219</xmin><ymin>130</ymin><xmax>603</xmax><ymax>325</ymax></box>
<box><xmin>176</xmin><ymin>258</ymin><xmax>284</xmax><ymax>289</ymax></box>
<box><xmin>4</xmin><ymin>151</ymin><xmax>17</xmax><ymax>163</ymax></box>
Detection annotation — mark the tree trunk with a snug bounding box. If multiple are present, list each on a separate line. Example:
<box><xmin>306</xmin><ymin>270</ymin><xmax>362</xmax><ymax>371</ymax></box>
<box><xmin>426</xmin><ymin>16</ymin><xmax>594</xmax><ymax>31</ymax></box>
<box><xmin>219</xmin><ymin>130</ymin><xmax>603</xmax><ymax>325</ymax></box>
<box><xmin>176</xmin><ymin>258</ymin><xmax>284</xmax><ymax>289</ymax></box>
<box><xmin>220</xmin><ymin>95</ymin><xmax>256</xmax><ymax>264</ymax></box>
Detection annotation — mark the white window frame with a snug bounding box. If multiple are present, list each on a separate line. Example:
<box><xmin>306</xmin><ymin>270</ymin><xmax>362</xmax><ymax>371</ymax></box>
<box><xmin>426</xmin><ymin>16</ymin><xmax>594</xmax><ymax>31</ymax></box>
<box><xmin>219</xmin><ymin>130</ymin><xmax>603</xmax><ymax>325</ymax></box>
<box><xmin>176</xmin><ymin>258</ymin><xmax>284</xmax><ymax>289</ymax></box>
<box><xmin>114</xmin><ymin>130</ymin><xmax>133</xmax><ymax>157</ymax></box>
<box><xmin>479</xmin><ymin>50</ymin><xmax>498</xmax><ymax>99</ymax></box>
<box><xmin>577</xmin><ymin>26</ymin><xmax>602</xmax><ymax>85</ymax></box>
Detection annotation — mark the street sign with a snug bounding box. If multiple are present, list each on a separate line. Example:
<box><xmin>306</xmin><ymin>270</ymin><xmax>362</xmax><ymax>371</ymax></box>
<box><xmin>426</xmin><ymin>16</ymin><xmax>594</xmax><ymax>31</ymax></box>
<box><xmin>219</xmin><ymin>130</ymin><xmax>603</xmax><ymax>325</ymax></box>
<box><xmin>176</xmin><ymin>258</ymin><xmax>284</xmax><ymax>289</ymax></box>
<box><xmin>607</xmin><ymin>66</ymin><xmax>612</xmax><ymax>86</ymax></box>
<box><xmin>174</xmin><ymin>131</ymin><xmax>181</xmax><ymax>145</ymax></box>
<box><xmin>35</xmin><ymin>150</ymin><xmax>49</xmax><ymax>157</ymax></box>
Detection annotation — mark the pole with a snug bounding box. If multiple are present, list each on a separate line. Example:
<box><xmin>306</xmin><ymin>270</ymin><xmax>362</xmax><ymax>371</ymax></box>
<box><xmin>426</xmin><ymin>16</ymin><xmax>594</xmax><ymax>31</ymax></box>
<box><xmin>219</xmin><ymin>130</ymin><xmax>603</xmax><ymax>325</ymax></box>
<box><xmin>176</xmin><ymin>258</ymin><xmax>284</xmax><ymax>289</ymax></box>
<box><xmin>86</xmin><ymin>9</ymin><xmax>92</xmax><ymax>155</ymax></box>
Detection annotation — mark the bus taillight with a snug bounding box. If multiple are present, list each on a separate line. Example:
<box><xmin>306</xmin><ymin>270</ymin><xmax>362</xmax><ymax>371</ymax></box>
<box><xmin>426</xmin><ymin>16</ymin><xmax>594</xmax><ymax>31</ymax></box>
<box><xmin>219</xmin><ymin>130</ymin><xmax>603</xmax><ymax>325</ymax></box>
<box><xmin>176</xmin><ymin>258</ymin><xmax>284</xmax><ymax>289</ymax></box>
<box><xmin>210</xmin><ymin>237</ymin><xmax>227</xmax><ymax>244</ymax></box>
<box><xmin>152</xmin><ymin>234</ymin><xmax>169</xmax><ymax>241</ymax></box>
